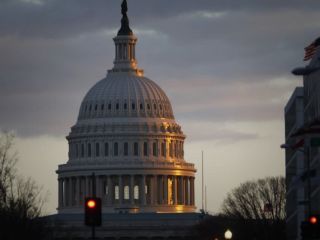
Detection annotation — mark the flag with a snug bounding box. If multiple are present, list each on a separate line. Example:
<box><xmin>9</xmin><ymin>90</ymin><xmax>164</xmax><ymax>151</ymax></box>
<box><xmin>304</xmin><ymin>37</ymin><xmax>320</xmax><ymax>61</ymax></box>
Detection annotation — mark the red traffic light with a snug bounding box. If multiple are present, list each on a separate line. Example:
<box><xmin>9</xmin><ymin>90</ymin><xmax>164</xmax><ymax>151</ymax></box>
<box><xmin>309</xmin><ymin>216</ymin><xmax>318</xmax><ymax>224</ymax></box>
<box><xmin>87</xmin><ymin>199</ymin><xmax>96</xmax><ymax>208</ymax></box>
<box><xmin>84</xmin><ymin>197</ymin><xmax>102</xmax><ymax>226</ymax></box>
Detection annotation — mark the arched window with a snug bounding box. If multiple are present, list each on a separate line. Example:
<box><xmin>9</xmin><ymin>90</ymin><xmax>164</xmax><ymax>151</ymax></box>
<box><xmin>143</xmin><ymin>142</ymin><xmax>148</xmax><ymax>156</ymax></box>
<box><xmin>115</xmin><ymin>185</ymin><xmax>119</xmax><ymax>200</ymax></box>
<box><xmin>161</xmin><ymin>142</ymin><xmax>166</xmax><ymax>157</ymax></box>
<box><xmin>75</xmin><ymin>144</ymin><xmax>79</xmax><ymax>158</ymax></box>
<box><xmin>147</xmin><ymin>104</ymin><xmax>150</xmax><ymax>110</ymax></box>
<box><xmin>134</xmin><ymin>186</ymin><xmax>139</xmax><ymax>200</ymax></box>
<box><xmin>108</xmin><ymin>103</ymin><xmax>112</xmax><ymax>110</ymax></box>
<box><xmin>81</xmin><ymin>144</ymin><xmax>85</xmax><ymax>157</ymax></box>
<box><xmin>154</xmin><ymin>104</ymin><xmax>157</xmax><ymax>110</ymax></box>
<box><xmin>134</xmin><ymin>142</ymin><xmax>139</xmax><ymax>156</ymax></box>
<box><xmin>95</xmin><ymin>104</ymin><xmax>98</xmax><ymax>110</ymax></box>
<box><xmin>104</xmin><ymin>142</ymin><xmax>109</xmax><ymax>156</ymax></box>
<box><xmin>124</xmin><ymin>142</ymin><xmax>128</xmax><ymax>156</ymax></box>
<box><xmin>101</xmin><ymin>104</ymin><xmax>104</xmax><ymax>110</ymax></box>
<box><xmin>153</xmin><ymin>142</ymin><xmax>157</xmax><ymax>157</ymax></box>
<box><xmin>140</xmin><ymin>103</ymin><xmax>143</xmax><ymax>110</ymax></box>
<box><xmin>116</xmin><ymin>103</ymin><xmax>119</xmax><ymax>110</ymax></box>
<box><xmin>124</xmin><ymin>186</ymin><xmax>129</xmax><ymax>200</ymax></box>
<box><xmin>114</xmin><ymin>142</ymin><xmax>118</xmax><ymax>156</ymax></box>
<box><xmin>88</xmin><ymin>143</ymin><xmax>91</xmax><ymax>157</ymax></box>
<box><xmin>132</xmin><ymin>103</ymin><xmax>135</xmax><ymax>110</ymax></box>
<box><xmin>124</xmin><ymin>103</ymin><xmax>127</xmax><ymax>110</ymax></box>
<box><xmin>169</xmin><ymin>142</ymin><xmax>173</xmax><ymax>157</ymax></box>
<box><xmin>95</xmin><ymin>142</ymin><xmax>100</xmax><ymax>157</ymax></box>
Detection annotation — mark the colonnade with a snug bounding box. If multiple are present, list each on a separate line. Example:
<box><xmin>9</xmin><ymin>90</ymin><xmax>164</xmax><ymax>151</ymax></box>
<box><xmin>58</xmin><ymin>174</ymin><xmax>195</xmax><ymax>209</ymax></box>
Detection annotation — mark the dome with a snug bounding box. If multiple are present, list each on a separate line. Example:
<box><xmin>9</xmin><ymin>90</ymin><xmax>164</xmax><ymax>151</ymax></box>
<box><xmin>78</xmin><ymin>72</ymin><xmax>174</xmax><ymax>120</ymax></box>
<box><xmin>57</xmin><ymin>1</ymin><xmax>196</xmax><ymax>215</ymax></box>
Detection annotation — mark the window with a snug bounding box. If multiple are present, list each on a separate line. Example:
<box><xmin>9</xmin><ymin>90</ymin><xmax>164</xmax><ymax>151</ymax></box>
<box><xmin>101</xmin><ymin>104</ymin><xmax>104</xmax><ymax>110</ymax></box>
<box><xmin>81</xmin><ymin>144</ymin><xmax>85</xmax><ymax>157</ymax></box>
<box><xmin>147</xmin><ymin>104</ymin><xmax>150</xmax><ymax>110</ymax></box>
<box><xmin>143</xmin><ymin>142</ymin><xmax>148</xmax><ymax>156</ymax></box>
<box><xmin>114</xmin><ymin>142</ymin><xmax>118</xmax><ymax>156</ymax></box>
<box><xmin>124</xmin><ymin>142</ymin><xmax>128</xmax><ymax>156</ymax></box>
<box><xmin>153</xmin><ymin>142</ymin><xmax>157</xmax><ymax>157</ymax></box>
<box><xmin>95</xmin><ymin>104</ymin><xmax>98</xmax><ymax>110</ymax></box>
<box><xmin>169</xmin><ymin>142</ymin><xmax>173</xmax><ymax>157</ymax></box>
<box><xmin>108</xmin><ymin>103</ymin><xmax>111</xmax><ymax>110</ymax></box>
<box><xmin>132</xmin><ymin>103</ymin><xmax>135</xmax><ymax>110</ymax></box>
<box><xmin>116</xmin><ymin>103</ymin><xmax>119</xmax><ymax>110</ymax></box>
<box><xmin>76</xmin><ymin>144</ymin><xmax>79</xmax><ymax>158</ymax></box>
<box><xmin>89</xmin><ymin>105</ymin><xmax>92</xmax><ymax>111</ymax></box>
<box><xmin>161</xmin><ymin>142</ymin><xmax>166</xmax><ymax>157</ymax></box>
<box><xmin>159</xmin><ymin>104</ymin><xmax>162</xmax><ymax>110</ymax></box>
<box><xmin>115</xmin><ymin>186</ymin><xmax>119</xmax><ymax>200</ymax></box>
<box><xmin>88</xmin><ymin>143</ymin><xmax>91</xmax><ymax>157</ymax></box>
<box><xmin>105</xmin><ymin>142</ymin><xmax>109</xmax><ymax>156</ymax></box>
<box><xmin>140</xmin><ymin>103</ymin><xmax>143</xmax><ymax>110</ymax></box>
<box><xmin>134</xmin><ymin>142</ymin><xmax>138</xmax><ymax>156</ymax></box>
<box><xmin>124</xmin><ymin>186</ymin><xmax>129</xmax><ymax>200</ymax></box>
<box><xmin>96</xmin><ymin>143</ymin><xmax>100</xmax><ymax>157</ymax></box>
<box><xmin>154</xmin><ymin>104</ymin><xmax>157</xmax><ymax>110</ymax></box>
<box><xmin>124</xmin><ymin>103</ymin><xmax>127</xmax><ymax>109</ymax></box>
<box><xmin>134</xmin><ymin>186</ymin><xmax>139</xmax><ymax>200</ymax></box>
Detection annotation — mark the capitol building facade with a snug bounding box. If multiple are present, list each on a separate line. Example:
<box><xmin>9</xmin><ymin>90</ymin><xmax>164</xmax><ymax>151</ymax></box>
<box><xmin>52</xmin><ymin>1</ymin><xmax>199</xmax><ymax>239</ymax></box>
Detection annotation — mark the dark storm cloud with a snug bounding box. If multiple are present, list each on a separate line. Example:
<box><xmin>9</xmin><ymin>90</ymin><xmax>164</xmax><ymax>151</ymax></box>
<box><xmin>0</xmin><ymin>0</ymin><xmax>318</xmax><ymax>138</ymax></box>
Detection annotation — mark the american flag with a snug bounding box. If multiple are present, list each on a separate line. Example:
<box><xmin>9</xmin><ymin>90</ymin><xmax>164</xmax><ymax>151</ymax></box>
<box><xmin>304</xmin><ymin>37</ymin><xmax>320</xmax><ymax>61</ymax></box>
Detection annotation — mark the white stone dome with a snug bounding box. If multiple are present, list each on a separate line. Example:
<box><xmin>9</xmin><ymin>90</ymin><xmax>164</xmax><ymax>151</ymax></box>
<box><xmin>78</xmin><ymin>72</ymin><xmax>174</xmax><ymax>120</ymax></box>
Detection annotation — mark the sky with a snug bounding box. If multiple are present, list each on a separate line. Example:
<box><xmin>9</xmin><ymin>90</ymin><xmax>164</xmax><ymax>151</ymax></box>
<box><xmin>1</xmin><ymin>0</ymin><xmax>320</xmax><ymax>215</ymax></box>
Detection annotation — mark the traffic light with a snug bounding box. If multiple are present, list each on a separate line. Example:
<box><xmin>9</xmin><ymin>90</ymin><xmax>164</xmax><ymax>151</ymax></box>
<box><xmin>85</xmin><ymin>197</ymin><xmax>102</xmax><ymax>226</ymax></box>
<box><xmin>301</xmin><ymin>215</ymin><xmax>320</xmax><ymax>240</ymax></box>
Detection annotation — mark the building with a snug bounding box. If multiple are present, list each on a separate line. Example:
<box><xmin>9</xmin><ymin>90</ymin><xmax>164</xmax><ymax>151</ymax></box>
<box><xmin>49</xmin><ymin>1</ymin><xmax>199</xmax><ymax>239</ymax></box>
<box><xmin>284</xmin><ymin>87</ymin><xmax>304</xmax><ymax>240</ymax></box>
<box><xmin>284</xmin><ymin>38</ymin><xmax>320</xmax><ymax>240</ymax></box>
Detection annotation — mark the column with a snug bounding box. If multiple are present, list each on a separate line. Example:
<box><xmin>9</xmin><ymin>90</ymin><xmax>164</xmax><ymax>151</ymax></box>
<box><xmin>163</xmin><ymin>175</ymin><xmax>168</xmax><ymax>204</ymax></box>
<box><xmin>119</xmin><ymin>175</ymin><xmax>123</xmax><ymax>205</ymax></box>
<box><xmin>184</xmin><ymin>177</ymin><xmax>189</xmax><ymax>205</ymax></box>
<box><xmin>107</xmin><ymin>175</ymin><xmax>112</xmax><ymax>205</ymax></box>
<box><xmin>191</xmin><ymin>177</ymin><xmax>195</xmax><ymax>205</ymax></box>
<box><xmin>85</xmin><ymin>176</ymin><xmax>90</xmax><ymax>197</ymax></box>
<box><xmin>178</xmin><ymin>176</ymin><xmax>183</xmax><ymax>205</ymax></box>
<box><xmin>130</xmin><ymin>175</ymin><xmax>135</xmax><ymax>205</ymax></box>
<box><xmin>68</xmin><ymin>178</ymin><xmax>72</xmax><ymax>206</ymax></box>
<box><xmin>140</xmin><ymin>175</ymin><xmax>146</xmax><ymax>205</ymax></box>
<box><xmin>58</xmin><ymin>178</ymin><xmax>63</xmax><ymax>208</ymax></box>
<box><xmin>149</xmin><ymin>176</ymin><xmax>153</xmax><ymax>205</ymax></box>
<box><xmin>172</xmin><ymin>176</ymin><xmax>177</xmax><ymax>205</ymax></box>
<box><xmin>158</xmin><ymin>175</ymin><xmax>163</xmax><ymax>204</ymax></box>
<box><xmin>75</xmin><ymin>177</ymin><xmax>80</xmax><ymax>206</ymax></box>
<box><xmin>96</xmin><ymin>175</ymin><xmax>101</xmax><ymax>198</ymax></box>
<box><xmin>153</xmin><ymin>175</ymin><xmax>157</xmax><ymax>205</ymax></box>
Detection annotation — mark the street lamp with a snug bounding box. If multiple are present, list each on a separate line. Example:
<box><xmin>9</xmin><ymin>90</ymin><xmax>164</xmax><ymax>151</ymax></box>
<box><xmin>224</xmin><ymin>229</ymin><xmax>232</xmax><ymax>239</ymax></box>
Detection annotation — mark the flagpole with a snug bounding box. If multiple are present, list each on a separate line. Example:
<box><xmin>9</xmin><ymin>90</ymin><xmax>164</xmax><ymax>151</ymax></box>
<box><xmin>202</xmin><ymin>150</ymin><xmax>204</xmax><ymax>211</ymax></box>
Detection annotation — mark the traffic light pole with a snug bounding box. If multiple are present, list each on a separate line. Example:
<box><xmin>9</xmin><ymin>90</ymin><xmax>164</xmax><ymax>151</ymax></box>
<box><xmin>92</xmin><ymin>173</ymin><xmax>96</xmax><ymax>240</ymax></box>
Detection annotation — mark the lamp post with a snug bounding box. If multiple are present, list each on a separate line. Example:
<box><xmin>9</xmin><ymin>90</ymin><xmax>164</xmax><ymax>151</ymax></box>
<box><xmin>224</xmin><ymin>229</ymin><xmax>232</xmax><ymax>239</ymax></box>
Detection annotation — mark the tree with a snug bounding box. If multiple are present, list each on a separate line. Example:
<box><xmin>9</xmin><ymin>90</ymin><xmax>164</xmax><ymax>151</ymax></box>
<box><xmin>0</xmin><ymin>131</ymin><xmax>48</xmax><ymax>240</ymax></box>
<box><xmin>220</xmin><ymin>176</ymin><xmax>286</xmax><ymax>240</ymax></box>
<box><xmin>221</xmin><ymin>176</ymin><xmax>286</xmax><ymax>221</ymax></box>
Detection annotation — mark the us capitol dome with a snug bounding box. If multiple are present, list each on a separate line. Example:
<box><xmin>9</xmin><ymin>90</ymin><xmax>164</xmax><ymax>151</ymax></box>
<box><xmin>56</xmin><ymin>0</ymin><xmax>196</xmax><ymax>216</ymax></box>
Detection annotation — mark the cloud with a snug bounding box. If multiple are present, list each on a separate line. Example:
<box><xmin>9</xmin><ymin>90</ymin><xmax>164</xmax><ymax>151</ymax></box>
<box><xmin>0</xmin><ymin>0</ymin><xmax>317</xmax><ymax>138</ymax></box>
